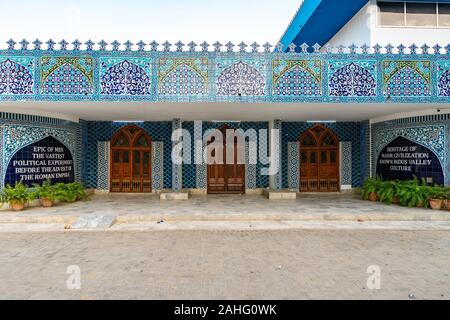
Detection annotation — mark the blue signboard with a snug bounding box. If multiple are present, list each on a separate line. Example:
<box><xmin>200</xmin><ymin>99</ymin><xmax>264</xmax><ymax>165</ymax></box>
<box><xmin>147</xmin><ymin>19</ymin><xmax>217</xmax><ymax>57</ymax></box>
<box><xmin>5</xmin><ymin>136</ymin><xmax>74</xmax><ymax>186</ymax></box>
<box><xmin>376</xmin><ymin>136</ymin><xmax>444</xmax><ymax>185</ymax></box>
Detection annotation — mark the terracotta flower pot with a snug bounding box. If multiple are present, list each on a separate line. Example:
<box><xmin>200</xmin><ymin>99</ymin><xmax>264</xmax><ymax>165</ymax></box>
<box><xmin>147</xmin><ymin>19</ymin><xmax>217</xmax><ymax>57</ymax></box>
<box><xmin>10</xmin><ymin>201</ymin><xmax>25</xmax><ymax>211</ymax></box>
<box><xmin>368</xmin><ymin>192</ymin><xmax>378</xmax><ymax>202</ymax></box>
<box><xmin>429</xmin><ymin>199</ymin><xmax>444</xmax><ymax>210</ymax></box>
<box><xmin>40</xmin><ymin>198</ymin><xmax>54</xmax><ymax>208</ymax></box>
<box><xmin>446</xmin><ymin>200</ymin><xmax>450</xmax><ymax>211</ymax></box>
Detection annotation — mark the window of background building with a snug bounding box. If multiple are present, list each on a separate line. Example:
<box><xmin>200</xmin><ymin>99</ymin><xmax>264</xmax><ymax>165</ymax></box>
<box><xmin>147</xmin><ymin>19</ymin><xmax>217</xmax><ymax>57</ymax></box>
<box><xmin>377</xmin><ymin>1</ymin><xmax>450</xmax><ymax>28</ymax></box>
<box><xmin>378</xmin><ymin>1</ymin><xmax>405</xmax><ymax>26</ymax></box>
<box><xmin>406</xmin><ymin>3</ymin><xmax>436</xmax><ymax>27</ymax></box>
<box><xmin>439</xmin><ymin>3</ymin><xmax>450</xmax><ymax>27</ymax></box>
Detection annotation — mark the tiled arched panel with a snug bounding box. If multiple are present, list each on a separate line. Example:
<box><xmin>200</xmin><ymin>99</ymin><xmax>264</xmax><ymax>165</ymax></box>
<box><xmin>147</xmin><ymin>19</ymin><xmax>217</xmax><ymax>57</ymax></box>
<box><xmin>0</xmin><ymin>57</ymin><xmax>34</xmax><ymax>94</ymax></box>
<box><xmin>158</xmin><ymin>58</ymin><xmax>208</xmax><ymax>95</ymax></box>
<box><xmin>216</xmin><ymin>60</ymin><xmax>266</xmax><ymax>96</ymax></box>
<box><xmin>40</xmin><ymin>56</ymin><xmax>93</xmax><ymax>95</ymax></box>
<box><xmin>99</xmin><ymin>58</ymin><xmax>151</xmax><ymax>95</ymax></box>
<box><xmin>437</xmin><ymin>61</ymin><xmax>450</xmax><ymax>97</ymax></box>
<box><xmin>272</xmin><ymin>60</ymin><xmax>322</xmax><ymax>96</ymax></box>
<box><xmin>383</xmin><ymin>61</ymin><xmax>431</xmax><ymax>97</ymax></box>
<box><xmin>328</xmin><ymin>61</ymin><xmax>376</xmax><ymax>97</ymax></box>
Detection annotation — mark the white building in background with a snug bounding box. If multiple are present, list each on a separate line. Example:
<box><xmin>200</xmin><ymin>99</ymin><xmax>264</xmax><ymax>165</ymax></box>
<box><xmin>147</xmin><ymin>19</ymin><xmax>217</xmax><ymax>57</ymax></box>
<box><xmin>326</xmin><ymin>0</ymin><xmax>450</xmax><ymax>49</ymax></box>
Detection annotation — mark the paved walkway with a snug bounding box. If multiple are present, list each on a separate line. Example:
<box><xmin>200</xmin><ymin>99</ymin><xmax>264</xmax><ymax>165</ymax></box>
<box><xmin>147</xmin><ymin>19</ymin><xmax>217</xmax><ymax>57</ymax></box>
<box><xmin>0</xmin><ymin>193</ymin><xmax>449</xmax><ymax>228</ymax></box>
<box><xmin>0</xmin><ymin>228</ymin><xmax>449</xmax><ymax>299</ymax></box>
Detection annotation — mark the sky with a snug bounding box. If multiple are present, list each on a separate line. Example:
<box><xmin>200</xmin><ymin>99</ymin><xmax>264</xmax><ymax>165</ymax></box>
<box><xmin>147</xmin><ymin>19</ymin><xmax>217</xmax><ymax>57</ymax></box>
<box><xmin>0</xmin><ymin>0</ymin><xmax>300</xmax><ymax>49</ymax></box>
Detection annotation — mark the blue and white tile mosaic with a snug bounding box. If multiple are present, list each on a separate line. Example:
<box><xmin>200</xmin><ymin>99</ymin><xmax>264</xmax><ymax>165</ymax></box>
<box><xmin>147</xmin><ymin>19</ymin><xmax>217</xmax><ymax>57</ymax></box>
<box><xmin>340</xmin><ymin>141</ymin><xmax>352</xmax><ymax>186</ymax></box>
<box><xmin>99</xmin><ymin>57</ymin><xmax>152</xmax><ymax>95</ymax></box>
<box><xmin>0</xmin><ymin>56</ymin><xmax>34</xmax><ymax>94</ymax></box>
<box><xmin>96</xmin><ymin>141</ymin><xmax>109</xmax><ymax>190</ymax></box>
<box><xmin>215</xmin><ymin>59</ymin><xmax>266</xmax><ymax>96</ymax></box>
<box><xmin>372</xmin><ymin>118</ymin><xmax>450</xmax><ymax>186</ymax></box>
<box><xmin>328</xmin><ymin>61</ymin><xmax>376</xmax><ymax>97</ymax></box>
<box><xmin>287</xmin><ymin>141</ymin><xmax>299</xmax><ymax>189</ymax></box>
<box><xmin>152</xmin><ymin>141</ymin><xmax>164</xmax><ymax>190</ymax></box>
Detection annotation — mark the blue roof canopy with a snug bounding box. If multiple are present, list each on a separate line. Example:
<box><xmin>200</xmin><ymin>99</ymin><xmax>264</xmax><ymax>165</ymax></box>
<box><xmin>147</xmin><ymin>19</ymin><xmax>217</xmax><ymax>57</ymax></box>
<box><xmin>278</xmin><ymin>0</ymin><xmax>450</xmax><ymax>52</ymax></box>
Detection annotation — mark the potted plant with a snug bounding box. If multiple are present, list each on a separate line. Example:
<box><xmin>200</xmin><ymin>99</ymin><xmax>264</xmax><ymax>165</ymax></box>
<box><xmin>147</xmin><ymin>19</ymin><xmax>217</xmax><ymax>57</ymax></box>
<box><xmin>361</xmin><ymin>178</ymin><xmax>381</xmax><ymax>201</ymax></box>
<box><xmin>0</xmin><ymin>181</ymin><xmax>34</xmax><ymax>211</ymax></box>
<box><xmin>397</xmin><ymin>179</ymin><xmax>429</xmax><ymax>208</ymax></box>
<box><xmin>445</xmin><ymin>189</ymin><xmax>450</xmax><ymax>211</ymax></box>
<box><xmin>428</xmin><ymin>186</ymin><xmax>447</xmax><ymax>210</ymax></box>
<box><xmin>56</xmin><ymin>182</ymin><xmax>88</xmax><ymax>203</ymax></box>
<box><xmin>32</xmin><ymin>179</ymin><xmax>59</xmax><ymax>208</ymax></box>
<box><xmin>378</xmin><ymin>180</ymin><xmax>397</xmax><ymax>205</ymax></box>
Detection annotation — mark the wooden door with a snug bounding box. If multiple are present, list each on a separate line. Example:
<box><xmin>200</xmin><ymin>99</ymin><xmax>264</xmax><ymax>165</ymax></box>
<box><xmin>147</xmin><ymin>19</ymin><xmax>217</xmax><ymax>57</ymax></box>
<box><xmin>110</xmin><ymin>125</ymin><xmax>152</xmax><ymax>192</ymax></box>
<box><xmin>299</xmin><ymin>125</ymin><xmax>339</xmax><ymax>192</ymax></box>
<box><xmin>207</xmin><ymin>126</ymin><xmax>245</xmax><ymax>194</ymax></box>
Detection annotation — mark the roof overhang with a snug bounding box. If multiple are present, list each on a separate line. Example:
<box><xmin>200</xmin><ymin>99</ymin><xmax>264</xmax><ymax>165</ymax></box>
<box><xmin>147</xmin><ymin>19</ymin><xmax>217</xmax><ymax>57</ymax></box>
<box><xmin>278</xmin><ymin>0</ymin><xmax>450</xmax><ymax>51</ymax></box>
<box><xmin>1</xmin><ymin>101</ymin><xmax>447</xmax><ymax>122</ymax></box>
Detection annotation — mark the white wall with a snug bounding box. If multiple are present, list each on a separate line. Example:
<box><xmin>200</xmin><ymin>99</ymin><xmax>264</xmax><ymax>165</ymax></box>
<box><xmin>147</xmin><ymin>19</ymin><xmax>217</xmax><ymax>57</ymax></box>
<box><xmin>326</xmin><ymin>0</ymin><xmax>450</xmax><ymax>50</ymax></box>
<box><xmin>326</xmin><ymin>3</ymin><xmax>372</xmax><ymax>48</ymax></box>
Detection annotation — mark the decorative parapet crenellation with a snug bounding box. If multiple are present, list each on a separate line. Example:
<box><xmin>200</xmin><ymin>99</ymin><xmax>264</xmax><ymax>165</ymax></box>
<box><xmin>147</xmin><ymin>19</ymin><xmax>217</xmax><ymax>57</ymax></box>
<box><xmin>1</xmin><ymin>39</ymin><xmax>450</xmax><ymax>103</ymax></box>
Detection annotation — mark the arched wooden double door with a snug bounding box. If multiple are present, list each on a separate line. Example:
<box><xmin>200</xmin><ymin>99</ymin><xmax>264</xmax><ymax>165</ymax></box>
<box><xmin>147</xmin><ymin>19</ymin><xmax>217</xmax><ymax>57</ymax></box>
<box><xmin>207</xmin><ymin>126</ymin><xmax>245</xmax><ymax>194</ymax></box>
<box><xmin>110</xmin><ymin>125</ymin><xmax>152</xmax><ymax>192</ymax></box>
<box><xmin>299</xmin><ymin>125</ymin><xmax>339</xmax><ymax>192</ymax></box>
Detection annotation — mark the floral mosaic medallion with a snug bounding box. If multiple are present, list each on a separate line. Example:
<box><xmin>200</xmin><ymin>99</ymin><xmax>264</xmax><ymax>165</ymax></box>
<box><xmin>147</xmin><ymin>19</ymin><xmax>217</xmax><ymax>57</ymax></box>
<box><xmin>0</xmin><ymin>57</ymin><xmax>34</xmax><ymax>94</ymax></box>
<box><xmin>100</xmin><ymin>58</ymin><xmax>151</xmax><ymax>95</ymax></box>
<box><xmin>328</xmin><ymin>61</ymin><xmax>377</xmax><ymax>97</ymax></box>
<box><xmin>437</xmin><ymin>61</ymin><xmax>450</xmax><ymax>97</ymax></box>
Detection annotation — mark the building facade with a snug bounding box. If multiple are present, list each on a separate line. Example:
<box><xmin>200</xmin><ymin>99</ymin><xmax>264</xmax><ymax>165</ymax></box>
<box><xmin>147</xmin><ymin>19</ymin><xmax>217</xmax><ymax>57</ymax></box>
<box><xmin>1</xmin><ymin>0</ymin><xmax>449</xmax><ymax>196</ymax></box>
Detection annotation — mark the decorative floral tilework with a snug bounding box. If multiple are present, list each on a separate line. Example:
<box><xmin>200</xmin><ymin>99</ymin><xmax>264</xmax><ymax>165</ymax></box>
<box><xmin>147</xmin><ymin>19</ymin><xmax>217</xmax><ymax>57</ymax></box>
<box><xmin>272</xmin><ymin>60</ymin><xmax>322</xmax><ymax>96</ymax></box>
<box><xmin>287</xmin><ymin>141</ymin><xmax>299</xmax><ymax>189</ymax></box>
<box><xmin>100</xmin><ymin>57</ymin><xmax>151</xmax><ymax>95</ymax></box>
<box><xmin>328</xmin><ymin>61</ymin><xmax>376</xmax><ymax>97</ymax></box>
<box><xmin>340</xmin><ymin>141</ymin><xmax>352</xmax><ymax>186</ymax></box>
<box><xmin>158</xmin><ymin>58</ymin><xmax>208</xmax><ymax>95</ymax></box>
<box><xmin>437</xmin><ymin>61</ymin><xmax>450</xmax><ymax>97</ymax></box>
<box><xmin>373</xmin><ymin>125</ymin><xmax>445</xmax><ymax>169</ymax></box>
<box><xmin>2</xmin><ymin>124</ymin><xmax>77</xmax><ymax>185</ymax></box>
<box><xmin>41</xmin><ymin>56</ymin><xmax>93</xmax><ymax>94</ymax></box>
<box><xmin>0</xmin><ymin>56</ymin><xmax>34</xmax><ymax>94</ymax></box>
<box><xmin>216</xmin><ymin>59</ymin><xmax>266</xmax><ymax>96</ymax></box>
<box><xmin>96</xmin><ymin>141</ymin><xmax>109</xmax><ymax>190</ymax></box>
<box><xmin>383</xmin><ymin>61</ymin><xmax>431</xmax><ymax>97</ymax></box>
<box><xmin>152</xmin><ymin>141</ymin><xmax>164</xmax><ymax>190</ymax></box>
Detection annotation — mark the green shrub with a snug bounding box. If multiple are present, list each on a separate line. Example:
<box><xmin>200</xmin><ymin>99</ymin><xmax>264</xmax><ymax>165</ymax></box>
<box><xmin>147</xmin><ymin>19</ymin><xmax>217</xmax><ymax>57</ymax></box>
<box><xmin>56</xmin><ymin>182</ymin><xmax>88</xmax><ymax>202</ymax></box>
<box><xmin>361</xmin><ymin>177</ymin><xmax>449</xmax><ymax>208</ymax></box>
<box><xmin>361</xmin><ymin>177</ymin><xmax>382</xmax><ymax>200</ymax></box>
<box><xmin>428</xmin><ymin>185</ymin><xmax>447</xmax><ymax>200</ymax></box>
<box><xmin>397</xmin><ymin>179</ymin><xmax>430</xmax><ymax>208</ymax></box>
<box><xmin>0</xmin><ymin>181</ymin><xmax>35</xmax><ymax>207</ymax></box>
<box><xmin>32</xmin><ymin>178</ymin><xmax>59</xmax><ymax>202</ymax></box>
